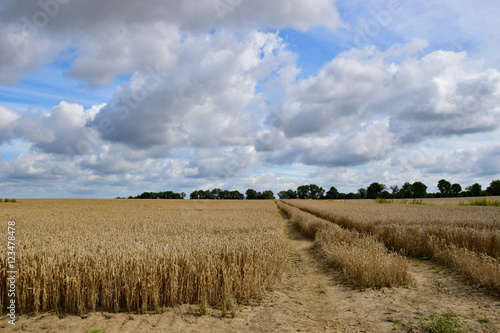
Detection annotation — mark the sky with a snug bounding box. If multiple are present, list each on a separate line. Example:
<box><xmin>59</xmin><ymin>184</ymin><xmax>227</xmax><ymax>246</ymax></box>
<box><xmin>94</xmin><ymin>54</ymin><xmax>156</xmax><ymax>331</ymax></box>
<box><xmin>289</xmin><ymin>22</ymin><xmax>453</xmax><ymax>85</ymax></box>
<box><xmin>0</xmin><ymin>0</ymin><xmax>499</xmax><ymax>198</ymax></box>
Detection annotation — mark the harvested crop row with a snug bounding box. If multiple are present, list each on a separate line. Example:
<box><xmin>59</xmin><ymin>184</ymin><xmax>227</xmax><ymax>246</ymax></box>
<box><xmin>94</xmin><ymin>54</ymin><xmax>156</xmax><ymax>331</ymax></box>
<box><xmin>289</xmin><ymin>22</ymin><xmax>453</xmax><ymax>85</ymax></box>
<box><xmin>283</xmin><ymin>199</ymin><xmax>500</xmax><ymax>291</ymax></box>
<box><xmin>0</xmin><ymin>199</ymin><xmax>287</xmax><ymax>315</ymax></box>
<box><xmin>283</xmin><ymin>200</ymin><xmax>500</xmax><ymax>259</ymax></box>
<box><xmin>276</xmin><ymin>201</ymin><xmax>409</xmax><ymax>288</ymax></box>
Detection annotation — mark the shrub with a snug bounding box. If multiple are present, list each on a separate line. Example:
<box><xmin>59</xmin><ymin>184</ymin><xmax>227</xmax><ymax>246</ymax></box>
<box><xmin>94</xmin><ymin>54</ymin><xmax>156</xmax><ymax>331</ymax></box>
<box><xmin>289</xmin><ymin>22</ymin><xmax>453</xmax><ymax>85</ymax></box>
<box><xmin>459</xmin><ymin>198</ymin><xmax>500</xmax><ymax>207</ymax></box>
<box><xmin>420</xmin><ymin>313</ymin><xmax>461</xmax><ymax>333</ymax></box>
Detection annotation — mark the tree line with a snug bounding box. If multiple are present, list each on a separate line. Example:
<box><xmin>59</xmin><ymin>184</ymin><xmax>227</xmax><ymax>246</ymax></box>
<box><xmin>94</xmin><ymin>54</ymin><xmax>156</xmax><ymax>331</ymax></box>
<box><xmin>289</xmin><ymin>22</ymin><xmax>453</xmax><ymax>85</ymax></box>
<box><xmin>190</xmin><ymin>188</ymin><xmax>276</xmax><ymax>200</ymax></box>
<box><xmin>278</xmin><ymin>179</ymin><xmax>500</xmax><ymax>199</ymax></box>
<box><xmin>122</xmin><ymin>179</ymin><xmax>500</xmax><ymax>200</ymax></box>
<box><xmin>127</xmin><ymin>191</ymin><xmax>186</xmax><ymax>199</ymax></box>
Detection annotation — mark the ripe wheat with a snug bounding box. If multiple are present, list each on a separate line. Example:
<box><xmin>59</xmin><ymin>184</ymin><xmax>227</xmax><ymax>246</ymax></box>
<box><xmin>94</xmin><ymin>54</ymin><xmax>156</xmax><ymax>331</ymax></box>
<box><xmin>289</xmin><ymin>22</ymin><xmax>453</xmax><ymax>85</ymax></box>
<box><xmin>277</xmin><ymin>201</ymin><xmax>409</xmax><ymax>288</ymax></box>
<box><xmin>0</xmin><ymin>199</ymin><xmax>287</xmax><ymax>314</ymax></box>
<box><xmin>282</xmin><ymin>199</ymin><xmax>500</xmax><ymax>290</ymax></box>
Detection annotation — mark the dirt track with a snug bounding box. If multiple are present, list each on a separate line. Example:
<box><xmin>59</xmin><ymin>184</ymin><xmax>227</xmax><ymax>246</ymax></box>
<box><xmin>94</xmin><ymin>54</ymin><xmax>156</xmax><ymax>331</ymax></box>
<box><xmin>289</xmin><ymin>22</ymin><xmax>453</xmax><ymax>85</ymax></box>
<box><xmin>2</xmin><ymin>213</ymin><xmax>499</xmax><ymax>332</ymax></box>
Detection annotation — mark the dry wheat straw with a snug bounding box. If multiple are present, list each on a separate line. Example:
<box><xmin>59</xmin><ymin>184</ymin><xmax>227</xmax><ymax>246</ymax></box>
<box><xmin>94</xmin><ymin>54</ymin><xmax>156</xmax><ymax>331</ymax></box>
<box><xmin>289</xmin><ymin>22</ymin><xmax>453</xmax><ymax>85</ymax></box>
<box><xmin>283</xmin><ymin>199</ymin><xmax>500</xmax><ymax>290</ymax></box>
<box><xmin>277</xmin><ymin>201</ymin><xmax>409</xmax><ymax>288</ymax></box>
<box><xmin>0</xmin><ymin>199</ymin><xmax>287</xmax><ymax>314</ymax></box>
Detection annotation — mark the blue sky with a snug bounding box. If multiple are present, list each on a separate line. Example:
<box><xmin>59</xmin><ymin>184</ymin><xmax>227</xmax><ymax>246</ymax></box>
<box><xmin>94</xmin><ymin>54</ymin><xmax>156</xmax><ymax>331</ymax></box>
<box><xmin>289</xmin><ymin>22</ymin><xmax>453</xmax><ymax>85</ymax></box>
<box><xmin>0</xmin><ymin>0</ymin><xmax>499</xmax><ymax>198</ymax></box>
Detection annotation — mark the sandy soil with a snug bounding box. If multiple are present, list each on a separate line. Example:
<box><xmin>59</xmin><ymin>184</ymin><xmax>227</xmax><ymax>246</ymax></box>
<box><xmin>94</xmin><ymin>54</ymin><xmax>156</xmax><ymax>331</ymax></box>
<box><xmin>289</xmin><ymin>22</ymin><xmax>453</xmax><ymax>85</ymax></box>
<box><xmin>1</xmin><ymin>214</ymin><xmax>499</xmax><ymax>333</ymax></box>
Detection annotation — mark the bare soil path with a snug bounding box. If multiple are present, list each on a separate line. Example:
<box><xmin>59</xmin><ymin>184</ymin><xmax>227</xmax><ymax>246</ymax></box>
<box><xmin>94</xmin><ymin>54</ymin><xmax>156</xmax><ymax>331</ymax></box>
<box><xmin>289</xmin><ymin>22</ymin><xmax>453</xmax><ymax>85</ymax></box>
<box><xmin>2</xmin><ymin>215</ymin><xmax>499</xmax><ymax>332</ymax></box>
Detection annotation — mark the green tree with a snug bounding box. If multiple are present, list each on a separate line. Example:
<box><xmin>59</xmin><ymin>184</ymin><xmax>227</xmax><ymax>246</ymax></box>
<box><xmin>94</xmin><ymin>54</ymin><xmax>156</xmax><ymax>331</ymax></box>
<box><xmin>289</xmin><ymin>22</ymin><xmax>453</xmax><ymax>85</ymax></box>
<box><xmin>390</xmin><ymin>185</ymin><xmax>399</xmax><ymax>198</ymax></box>
<box><xmin>218</xmin><ymin>190</ymin><xmax>229</xmax><ymax>200</ymax></box>
<box><xmin>380</xmin><ymin>190</ymin><xmax>391</xmax><ymax>199</ymax></box>
<box><xmin>211</xmin><ymin>188</ymin><xmax>222</xmax><ymax>199</ymax></box>
<box><xmin>451</xmin><ymin>183</ymin><xmax>462</xmax><ymax>196</ymax></box>
<box><xmin>344</xmin><ymin>192</ymin><xmax>357</xmax><ymax>199</ymax></box>
<box><xmin>309</xmin><ymin>184</ymin><xmax>325</xmax><ymax>199</ymax></box>
<box><xmin>228</xmin><ymin>190</ymin><xmax>244</xmax><ymax>199</ymax></box>
<box><xmin>297</xmin><ymin>185</ymin><xmax>310</xmax><ymax>198</ymax></box>
<box><xmin>399</xmin><ymin>182</ymin><xmax>413</xmax><ymax>198</ymax></box>
<box><xmin>325</xmin><ymin>186</ymin><xmax>339</xmax><ymax>199</ymax></box>
<box><xmin>411</xmin><ymin>181</ymin><xmax>427</xmax><ymax>198</ymax></box>
<box><xmin>366</xmin><ymin>182</ymin><xmax>386</xmax><ymax>199</ymax></box>
<box><xmin>245</xmin><ymin>189</ymin><xmax>258</xmax><ymax>200</ymax></box>
<box><xmin>437</xmin><ymin>179</ymin><xmax>452</xmax><ymax>197</ymax></box>
<box><xmin>467</xmin><ymin>183</ymin><xmax>482</xmax><ymax>197</ymax></box>
<box><xmin>486</xmin><ymin>180</ymin><xmax>500</xmax><ymax>196</ymax></box>
<box><xmin>357</xmin><ymin>188</ymin><xmax>367</xmax><ymax>199</ymax></box>
<box><xmin>278</xmin><ymin>189</ymin><xmax>297</xmax><ymax>199</ymax></box>
<box><xmin>260</xmin><ymin>190</ymin><xmax>275</xmax><ymax>199</ymax></box>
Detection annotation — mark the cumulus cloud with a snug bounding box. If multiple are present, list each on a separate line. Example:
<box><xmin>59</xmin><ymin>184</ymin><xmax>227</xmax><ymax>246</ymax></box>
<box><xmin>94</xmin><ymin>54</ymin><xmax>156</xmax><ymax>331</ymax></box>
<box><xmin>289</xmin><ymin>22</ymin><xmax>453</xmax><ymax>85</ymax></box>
<box><xmin>16</xmin><ymin>101</ymin><xmax>105</xmax><ymax>155</ymax></box>
<box><xmin>408</xmin><ymin>144</ymin><xmax>500</xmax><ymax>177</ymax></box>
<box><xmin>0</xmin><ymin>106</ymin><xmax>20</xmax><ymax>143</ymax></box>
<box><xmin>474</xmin><ymin>145</ymin><xmax>500</xmax><ymax>176</ymax></box>
<box><xmin>264</xmin><ymin>41</ymin><xmax>500</xmax><ymax>167</ymax></box>
<box><xmin>90</xmin><ymin>31</ymin><xmax>293</xmax><ymax>151</ymax></box>
<box><xmin>0</xmin><ymin>151</ymin><xmax>60</xmax><ymax>181</ymax></box>
<box><xmin>183</xmin><ymin>146</ymin><xmax>257</xmax><ymax>179</ymax></box>
<box><xmin>0</xmin><ymin>0</ymin><xmax>340</xmax><ymax>84</ymax></box>
<box><xmin>3</xmin><ymin>39</ymin><xmax>500</xmax><ymax>193</ymax></box>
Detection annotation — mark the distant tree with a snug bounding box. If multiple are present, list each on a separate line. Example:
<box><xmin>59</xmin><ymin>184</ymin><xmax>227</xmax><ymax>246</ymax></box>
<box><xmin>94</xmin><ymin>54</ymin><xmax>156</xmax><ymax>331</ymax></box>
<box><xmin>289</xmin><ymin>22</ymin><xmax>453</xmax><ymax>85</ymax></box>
<box><xmin>260</xmin><ymin>190</ymin><xmax>275</xmax><ymax>200</ymax></box>
<box><xmin>398</xmin><ymin>182</ymin><xmax>413</xmax><ymax>198</ymax></box>
<box><xmin>297</xmin><ymin>185</ymin><xmax>310</xmax><ymax>198</ymax></box>
<box><xmin>134</xmin><ymin>191</ymin><xmax>184</xmax><ymax>199</ymax></box>
<box><xmin>344</xmin><ymin>192</ymin><xmax>357</xmax><ymax>199</ymax></box>
<box><xmin>246</xmin><ymin>189</ymin><xmax>258</xmax><ymax>200</ymax></box>
<box><xmin>451</xmin><ymin>183</ymin><xmax>462</xmax><ymax>197</ymax></box>
<box><xmin>218</xmin><ymin>190</ymin><xmax>229</xmax><ymax>200</ymax></box>
<box><xmin>195</xmin><ymin>190</ymin><xmax>204</xmax><ymax>199</ymax></box>
<box><xmin>278</xmin><ymin>189</ymin><xmax>298</xmax><ymax>199</ymax></box>
<box><xmin>467</xmin><ymin>183</ymin><xmax>482</xmax><ymax>197</ymax></box>
<box><xmin>486</xmin><ymin>180</ymin><xmax>500</xmax><ymax>196</ymax></box>
<box><xmin>211</xmin><ymin>188</ymin><xmax>222</xmax><ymax>199</ymax></box>
<box><xmin>230</xmin><ymin>190</ymin><xmax>244</xmax><ymax>199</ymax></box>
<box><xmin>180</xmin><ymin>192</ymin><xmax>186</xmax><ymax>199</ymax></box>
<box><xmin>296</xmin><ymin>184</ymin><xmax>325</xmax><ymax>199</ymax></box>
<box><xmin>357</xmin><ymin>188</ymin><xmax>367</xmax><ymax>199</ymax></box>
<box><xmin>390</xmin><ymin>185</ymin><xmax>399</xmax><ymax>197</ymax></box>
<box><xmin>191</xmin><ymin>189</ymin><xmax>243</xmax><ymax>199</ymax></box>
<box><xmin>204</xmin><ymin>190</ymin><xmax>215</xmax><ymax>199</ymax></box>
<box><xmin>380</xmin><ymin>190</ymin><xmax>391</xmax><ymax>199</ymax></box>
<box><xmin>309</xmin><ymin>184</ymin><xmax>325</xmax><ymax>199</ymax></box>
<box><xmin>366</xmin><ymin>182</ymin><xmax>386</xmax><ymax>199</ymax></box>
<box><xmin>411</xmin><ymin>181</ymin><xmax>427</xmax><ymax>198</ymax></box>
<box><xmin>437</xmin><ymin>179</ymin><xmax>452</xmax><ymax>197</ymax></box>
<box><xmin>325</xmin><ymin>186</ymin><xmax>339</xmax><ymax>199</ymax></box>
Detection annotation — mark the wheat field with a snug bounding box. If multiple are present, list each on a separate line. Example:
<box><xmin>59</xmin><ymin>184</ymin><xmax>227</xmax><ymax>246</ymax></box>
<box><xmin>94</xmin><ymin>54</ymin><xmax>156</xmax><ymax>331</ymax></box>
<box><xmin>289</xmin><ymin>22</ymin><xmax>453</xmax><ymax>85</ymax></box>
<box><xmin>281</xmin><ymin>199</ymin><xmax>500</xmax><ymax>290</ymax></box>
<box><xmin>1</xmin><ymin>198</ymin><xmax>499</xmax><ymax>318</ymax></box>
<box><xmin>0</xmin><ymin>199</ymin><xmax>287</xmax><ymax>315</ymax></box>
<box><xmin>276</xmin><ymin>201</ymin><xmax>409</xmax><ymax>288</ymax></box>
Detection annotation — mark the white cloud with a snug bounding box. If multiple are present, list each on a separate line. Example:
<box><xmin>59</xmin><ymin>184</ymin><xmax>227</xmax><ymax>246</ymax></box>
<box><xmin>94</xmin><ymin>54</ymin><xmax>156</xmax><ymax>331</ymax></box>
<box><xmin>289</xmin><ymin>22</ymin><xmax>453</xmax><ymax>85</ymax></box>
<box><xmin>264</xmin><ymin>41</ymin><xmax>500</xmax><ymax>167</ymax></box>
<box><xmin>90</xmin><ymin>31</ymin><xmax>293</xmax><ymax>152</ymax></box>
<box><xmin>66</xmin><ymin>23</ymin><xmax>181</xmax><ymax>86</ymax></box>
<box><xmin>0</xmin><ymin>106</ymin><xmax>20</xmax><ymax>143</ymax></box>
<box><xmin>0</xmin><ymin>0</ymin><xmax>341</xmax><ymax>84</ymax></box>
